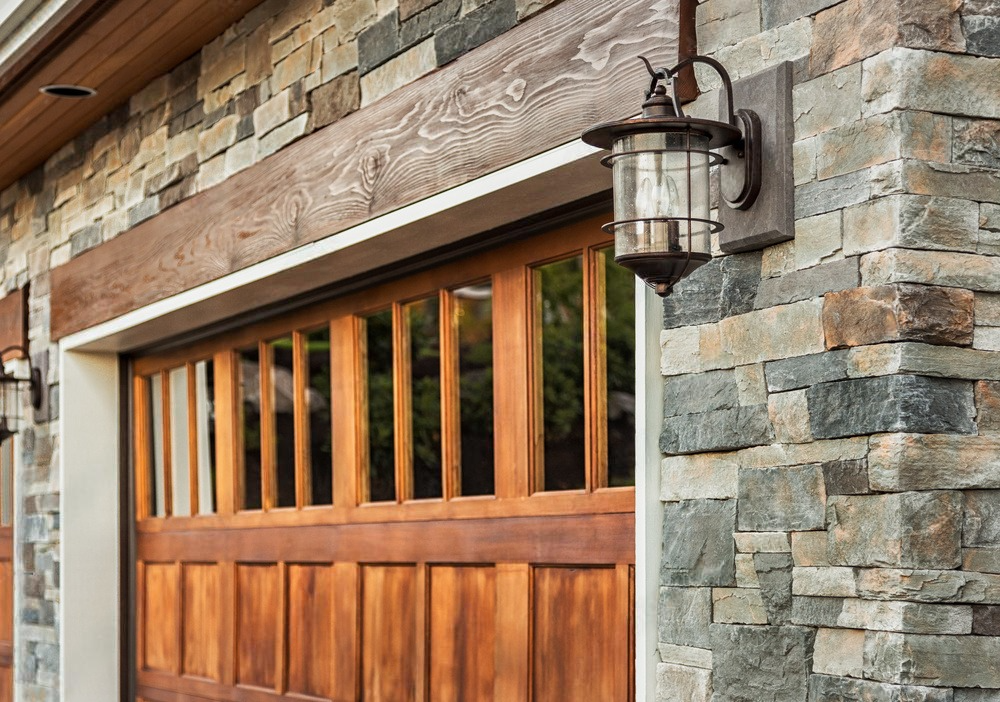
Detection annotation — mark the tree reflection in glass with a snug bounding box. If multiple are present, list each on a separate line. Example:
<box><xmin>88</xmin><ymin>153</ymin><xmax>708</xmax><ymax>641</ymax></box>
<box><xmin>365</xmin><ymin>310</ymin><xmax>395</xmax><ymax>502</ymax></box>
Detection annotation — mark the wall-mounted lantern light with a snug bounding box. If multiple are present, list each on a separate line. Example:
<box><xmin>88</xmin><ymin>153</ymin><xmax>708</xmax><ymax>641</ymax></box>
<box><xmin>583</xmin><ymin>55</ymin><xmax>764</xmax><ymax>296</ymax></box>
<box><xmin>0</xmin><ymin>346</ymin><xmax>43</xmax><ymax>445</ymax></box>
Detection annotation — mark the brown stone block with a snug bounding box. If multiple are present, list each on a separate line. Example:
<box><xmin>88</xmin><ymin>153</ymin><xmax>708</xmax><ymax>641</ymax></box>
<box><xmin>810</xmin><ymin>0</ymin><xmax>963</xmax><ymax>76</ymax></box>
<box><xmin>309</xmin><ymin>71</ymin><xmax>361</xmax><ymax>130</ymax></box>
<box><xmin>823</xmin><ymin>284</ymin><xmax>974</xmax><ymax>349</ymax></box>
<box><xmin>978</xmin><ymin>380</ymin><xmax>1000</xmax><ymax>430</ymax></box>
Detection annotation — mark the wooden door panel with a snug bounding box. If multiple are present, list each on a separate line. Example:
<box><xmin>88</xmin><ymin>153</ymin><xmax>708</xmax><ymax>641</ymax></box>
<box><xmin>286</xmin><ymin>564</ymin><xmax>334</xmax><ymax>699</ymax></box>
<box><xmin>144</xmin><ymin>563</ymin><xmax>180</xmax><ymax>674</ymax></box>
<box><xmin>182</xmin><ymin>563</ymin><xmax>220</xmax><ymax>681</ymax></box>
<box><xmin>428</xmin><ymin>565</ymin><xmax>496</xmax><ymax>702</ymax></box>
<box><xmin>361</xmin><ymin>565</ymin><xmax>416</xmax><ymax>702</ymax></box>
<box><xmin>0</xmin><ymin>560</ymin><xmax>11</xmax><ymax>641</ymax></box>
<box><xmin>236</xmin><ymin>564</ymin><xmax>281</xmax><ymax>690</ymax></box>
<box><xmin>532</xmin><ymin>566</ymin><xmax>626</xmax><ymax>702</ymax></box>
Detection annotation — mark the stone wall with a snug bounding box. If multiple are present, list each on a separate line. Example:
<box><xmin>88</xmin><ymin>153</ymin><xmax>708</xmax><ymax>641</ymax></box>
<box><xmin>0</xmin><ymin>0</ymin><xmax>561</xmax><ymax>698</ymax></box>
<box><xmin>657</xmin><ymin>0</ymin><xmax>1000</xmax><ymax>700</ymax></box>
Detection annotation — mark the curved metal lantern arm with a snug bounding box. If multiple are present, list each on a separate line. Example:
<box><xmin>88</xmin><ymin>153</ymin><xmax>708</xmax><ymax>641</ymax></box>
<box><xmin>0</xmin><ymin>344</ymin><xmax>43</xmax><ymax>410</ymax></box>
<box><xmin>639</xmin><ymin>54</ymin><xmax>737</xmax><ymax>129</ymax></box>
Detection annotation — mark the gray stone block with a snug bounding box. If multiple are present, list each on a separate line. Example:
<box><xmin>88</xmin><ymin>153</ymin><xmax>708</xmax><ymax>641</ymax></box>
<box><xmin>754</xmin><ymin>257</ymin><xmax>860</xmax><ymax>309</ymax></box>
<box><xmin>957</xmin><ymin>688</ymin><xmax>1000</xmax><ymax>701</ymax></box>
<box><xmin>955</xmin><ymin>118</ymin><xmax>1000</xmax><ymax>169</ymax></box>
<box><xmin>69</xmin><ymin>224</ymin><xmax>102</xmax><ymax>258</ymax></box>
<box><xmin>808</xmin><ymin>674</ymin><xmax>953</xmax><ymax>702</ymax></box>
<box><xmin>791</xmin><ymin>596</ymin><xmax>845</xmax><ymax>628</ymax></box>
<box><xmin>358</xmin><ymin>10</ymin><xmax>400</xmax><ymax>75</ymax></box>
<box><xmin>795</xmin><ymin>169</ymin><xmax>871</xmax><ymax>219</ymax></box>
<box><xmin>754</xmin><ymin>553</ymin><xmax>793</xmax><ymax>624</ymax></box>
<box><xmin>661</xmin><ymin>499</ymin><xmax>736</xmax><ymax>587</ymax></box>
<box><xmin>662</xmin><ymin>252</ymin><xmax>762</xmax><ymax>329</ymax></box>
<box><xmin>434</xmin><ymin>0</ymin><xmax>516</xmax><ymax>66</ymax></box>
<box><xmin>822</xmin><ymin>458</ymin><xmax>871</xmax><ymax>496</ymax></box>
<box><xmin>400</xmin><ymin>0</ymin><xmax>460</xmax><ymax>50</ymax></box>
<box><xmin>827</xmin><ymin>492</ymin><xmax>963</xmax><ymax>569</ymax></box>
<box><xmin>658</xmin><ymin>587</ymin><xmax>712</xmax><ymax>648</ymax></box>
<box><xmin>964</xmin><ymin>491</ymin><xmax>1000</xmax><ymax>547</ymax></box>
<box><xmin>964</xmin><ymin>15</ymin><xmax>1000</xmax><ymax>57</ymax></box>
<box><xmin>739</xmin><ymin>464</ymin><xmax>826</xmax><ymax>531</ymax></box>
<box><xmin>663</xmin><ymin>370</ymin><xmax>738</xmax><ymax>418</ymax></box>
<box><xmin>973</xmin><ymin>605</ymin><xmax>1000</xmax><ymax>635</ymax></box>
<box><xmin>857</xmin><ymin>568</ymin><xmax>1000</xmax><ymax>604</ymax></box>
<box><xmin>764</xmin><ymin>350</ymin><xmax>850</xmax><ymax>392</ymax></box>
<box><xmin>710</xmin><ymin>624</ymin><xmax>815</xmax><ymax>702</ymax></box>
<box><xmin>865</xmin><ymin>631</ymin><xmax>1000</xmax><ymax>687</ymax></box>
<box><xmin>807</xmin><ymin>375</ymin><xmax>976</xmax><ymax>440</ymax></box>
<box><xmin>661</xmin><ymin>405</ymin><xmax>774</xmax><ymax>455</ymax></box>
<box><xmin>762</xmin><ymin>0</ymin><xmax>841</xmax><ymax>30</ymax></box>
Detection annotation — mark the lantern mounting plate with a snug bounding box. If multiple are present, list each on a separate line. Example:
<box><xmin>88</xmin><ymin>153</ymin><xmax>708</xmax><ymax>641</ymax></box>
<box><xmin>717</xmin><ymin>61</ymin><xmax>795</xmax><ymax>253</ymax></box>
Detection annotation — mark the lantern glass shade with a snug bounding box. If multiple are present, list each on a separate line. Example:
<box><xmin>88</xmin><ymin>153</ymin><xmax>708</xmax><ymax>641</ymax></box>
<box><xmin>610</xmin><ymin>131</ymin><xmax>712</xmax><ymax>259</ymax></box>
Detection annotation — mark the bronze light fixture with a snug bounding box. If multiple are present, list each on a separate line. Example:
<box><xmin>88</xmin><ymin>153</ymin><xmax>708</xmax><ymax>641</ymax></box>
<box><xmin>582</xmin><ymin>55</ymin><xmax>762</xmax><ymax>296</ymax></box>
<box><xmin>0</xmin><ymin>346</ymin><xmax>43</xmax><ymax>445</ymax></box>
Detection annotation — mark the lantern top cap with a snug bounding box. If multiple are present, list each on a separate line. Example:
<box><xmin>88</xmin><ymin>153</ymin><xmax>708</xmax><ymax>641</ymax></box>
<box><xmin>582</xmin><ymin>55</ymin><xmax>744</xmax><ymax>151</ymax></box>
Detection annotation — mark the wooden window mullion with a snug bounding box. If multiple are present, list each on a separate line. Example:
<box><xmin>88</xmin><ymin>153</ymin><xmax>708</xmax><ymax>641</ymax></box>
<box><xmin>528</xmin><ymin>267</ymin><xmax>545</xmax><ymax>494</ymax></box>
<box><xmin>440</xmin><ymin>290</ymin><xmax>460</xmax><ymax>500</ymax></box>
<box><xmin>492</xmin><ymin>267</ymin><xmax>531</xmax><ymax>499</ymax></box>
<box><xmin>293</xmin><ymin>332</ymin><xmax>310</xmax><ymax>508</ymax></box>
<box><xmin>260</xmin><ymin>340</ymin><xmax>276</xmax><ymax>511</ymax></box>
<box><xmin>133</xmin><ymin>375</ymin><xmax>152</xmax><ymax>521</ymax></box>
<box><xmin>393</xmin><ymin>302</ymin><xmax>412</xmax><ymax>503</ymax></box>
<box><xmin>334</xmin><ymin>316</ymin><xmax>362</xmax><ymax>507</ymax></box>
<box><xmin>213</xmin><ymin>350</ymin><xmax>239</xmax><ymax>515</ymax></box>
<box><xmin>584</xmin><ymin>246</ymin><xmax>609</xmax><ymax>492</ymax></box>
<box><xmin>160</xmin><ymin>370</ymin><xmax>173</xmax><ymax>517</ymax></box>
<box><xmin>186</xmin><ymin>361</ymin><xmax>200</xmax><ymax>515</ymax></box>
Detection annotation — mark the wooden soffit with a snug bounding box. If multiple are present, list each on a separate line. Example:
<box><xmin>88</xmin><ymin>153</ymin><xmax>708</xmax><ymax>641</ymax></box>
<box><xmin>51</xmin><ymin>0</ymin><xmax>681</xmax><ymax>341</ymax></box>
<box><xmin>0</xmin><ymin>0</ymin><xmax>265</xmax><ymax>191</ymax></box>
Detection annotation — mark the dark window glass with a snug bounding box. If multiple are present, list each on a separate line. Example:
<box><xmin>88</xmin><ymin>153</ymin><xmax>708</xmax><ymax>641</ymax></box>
<box><xmin>194</xmin><ymin>359</ymin><xmax>217</xmax><ymax>514</ymax></box>
<box><xmin>455</xmin><ymin>283</ymin><xmax>494</xmax><ymax>496</ymax></box>
<box><xmin>406</xmin><ymin>296</ymin><xmax>442</xmax><ymax>500</ymax></box>
<box><xmin>365</xmin><ymin>310</ymin><xmax>395</xmax><ymax>502</ymax></box>
<box><xmin>305</xmin><ymin>327</ymin><xmax>333</xmax><ymax>505</ymax></box>
<box><xmin>536</xmin><ymin>256</ymin><xmax>586</xmax><ymax>491</ymax></box>
<box><xmin>239</xmin><ymin>346</ymin><xmax>262</xmax><ymax>510</ymax></box>
<box><xmin>602</xmin><ymin>248</ymin><xmax>636</xmax><ymax>487</ymax></box>
<box><xmin>269</xmin><ymin>336</ymin><xmax>297</xmax><ymax>508</ymax></box>
<box><xmin>148</xmin><ymin>374</ymin><xmax>166</xmax><ymax>516</ymax></box>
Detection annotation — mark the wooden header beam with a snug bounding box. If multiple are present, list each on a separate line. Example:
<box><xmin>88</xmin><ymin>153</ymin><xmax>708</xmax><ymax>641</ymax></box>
<box><xmin>51</xmin><ymin>0</ymin><xmax>680</xmax><ymax>340</ymax></box>
<box><xmin>0</xmin><ymin>287</ymin><xmax>27</xmax><ymax>358</ymax></box>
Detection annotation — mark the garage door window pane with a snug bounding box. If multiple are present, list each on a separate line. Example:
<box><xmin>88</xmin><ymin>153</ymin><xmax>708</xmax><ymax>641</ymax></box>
<box><xmin>455</xmin><ymin>284</ymin><xmax>494</xmax><ymax>496</ymax></box>
<box><xmin>365</xmin><ymin>310</ymin><xmax>395</xmax><ymax>503</ymax></box>
<box><xmin>601</xmin><ymin>248</ymin><xmax>636</xmax><ymax>487</ymax></box>
<box><xmin>306</xmin><ymin>328</ymin><xmax>333</xmax><ymax>505</ymax></box>
<box><xmin>240</xmin><ymin>346</ymin><xmax>262</xmax><ymax>510</ymax></box>
<box><xmin>194</xmin><ymin>360</ymin><xmax>217</xmax><ymax>514</ymax></box>
<box><xmin>148</xmin><ymin>374</ymin><xmax>166</xmax><ymax>517</ymax></box>
<box><xmin>269</xmin><ymin>336</ymin><xmax>296</xmax><ymax>508</ymax></box>
<box><xmin>407</xmin><ymin>296</ymin><xmax>442</xmax><ymax>500</ymax></box>
<box><xmin>169</xmin><ymin>366</ymin><xmax>191</xmax><ymax>517</ymax></box>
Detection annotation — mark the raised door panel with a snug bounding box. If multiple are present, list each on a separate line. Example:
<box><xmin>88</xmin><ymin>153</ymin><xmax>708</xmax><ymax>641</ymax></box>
<box><xmin>182</xmin><ymin>563</ymin><xmax>220</xmax><ymax>681</ymax></box>
<box><xmin>532</xmin><ymin>566</ymin><xmax>624</xmax><ymax>702</ymax></box>
<box><xmin>236</xmin><ymin>563</ymin><xmax>280</xmax><ymax>690</ymax></box>
<box><xmin>0</xmin><ymin>666</ymin><xmax>11</xmax><ymax>702</ymax></box>
<box><xmin>362</xmin><ymin>565</ymin><xmax>416</xmax><ymax>702</ymax></box>
<box><xmin>144</xmin><ymin>563</ymin><xmax>180</xmax><ymax>674</ymax></box>
<box><xmin>428</xmin><ymin>565</ymin><xmax>496</xmax><ymax>702</ymax></box>
<box><xmin>287</xmin><ymin>563</ymin><xmax>334</xmax><ymax>699</ymax></box>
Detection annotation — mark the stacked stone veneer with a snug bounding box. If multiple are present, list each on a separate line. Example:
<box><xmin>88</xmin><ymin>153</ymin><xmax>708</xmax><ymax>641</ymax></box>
<box><xmin>658</xmin><ymin>0</ymin><xmax>1000</xmax><ymax>700</ymax></box>
<box><xmin>0</xmin><ymin>0</ymin><xmax>561</xmax><ymax>698</ymax></box>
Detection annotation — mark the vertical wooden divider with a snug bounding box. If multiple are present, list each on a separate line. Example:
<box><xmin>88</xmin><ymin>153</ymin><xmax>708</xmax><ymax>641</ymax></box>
<box><xmin>160</xmin><ymin>370</ymin><xmax>174</xmax><ymax>517</ymax></box>
<box><xmin>331</xmin><ymin>562</ymin><xmax>360</xmax><ymax>700</ymax></box>
<box><xmin>414</xmin><ymin>563</ymin><xmax>429</xmax><ymax>702</ymax></box>
<box><xmin>259</xmin><ymin>340</ymin><xmax>276</xmax><ymax>511</ymax></box>
<box><xmin>186</xmin><ymin>362</ymin><xmax>200</xmax><ymax>515</ymax></box>
<box><xmin>276</xmin><ymin>561</ymin><xmax>288</xmax><ymax>694</ymax></box>
<box><xmin>174</xmin><ymin>563</ymin><xmax>183</xmax><ymax>677</ymax></box>
<box><xmin>492</xmin><ymin>268</ymin><xmax>530</xmax><ymax>500</ymax></box>
<box><xmin>292</xmin><ymin>332</ymin><xmax>310</xmax><ymax>508</ymax></box>
<box><xmin>393</xmin><ymin>302</ymin><xmax>412</xmax><ymax>502</ymax></box>
<box><xmin>133</xmin><ymin>375</ymin><xmax>151</xmax><ymax>521</ymax></box>
<box><xmin>585</xmin><ymin>246</ymin><xmax>609</xmax><ymax>492</ymax></box>
<box><xmin>440</xmin><ymin>291</ymin><xmax>460</xmax><ymax>500</ymax></box>
<box><xmin>331</xmin><ymin>317</ymin><xmax>359</xmax><ymax>508</ymax></box>
<box><xmin>529</xmin><ymin>267</ymin><xmax>545</xmax><ymax>494</ymax></box>
<box><xmin>219</xmin><ymin>561</ymin><xmax>236</xmax><ymax>686</ymax></box>
<box><xmin>213</xmin><ymin>351</ymin><xmax>238</xmax><ymax>515</ymax></box>
<box><xmin>614</xmin><ymin>563</ymin><xmax>632</xmax><ymax>701</ymax></box>
<box><xmin>136</xmin><ymin>560</ymin><xmax>146</xmax><ymax>672</ymax></box>
<box><xmin>494</xmin><ymin>563</ymin><xmax>530</xmax><ymax>702</ymax></box>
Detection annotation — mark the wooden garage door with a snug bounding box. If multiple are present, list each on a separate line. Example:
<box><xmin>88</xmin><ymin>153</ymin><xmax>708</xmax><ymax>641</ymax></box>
<box><xmin>131</xmin><ymin>213</ymin><xmax>636</xmax><ymax>702</ymax></box>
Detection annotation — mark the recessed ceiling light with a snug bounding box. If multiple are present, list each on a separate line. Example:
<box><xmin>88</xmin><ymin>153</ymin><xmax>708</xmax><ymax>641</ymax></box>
<box><xmin>39</xmin><ymin>84</ymin><xmax>97</xmax><ymax>98</ymax></box>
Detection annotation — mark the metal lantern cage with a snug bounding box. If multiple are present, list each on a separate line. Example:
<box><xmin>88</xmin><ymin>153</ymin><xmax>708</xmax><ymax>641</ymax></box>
<box><xmin>0</xmin><ymin>345</ymin><xmax>42</xmax><ymax>445</ymax></box>
<box><xmin>583</xmin><ymin>55</ymin><xmax>762</xmax><ymax>296</ymax></box>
